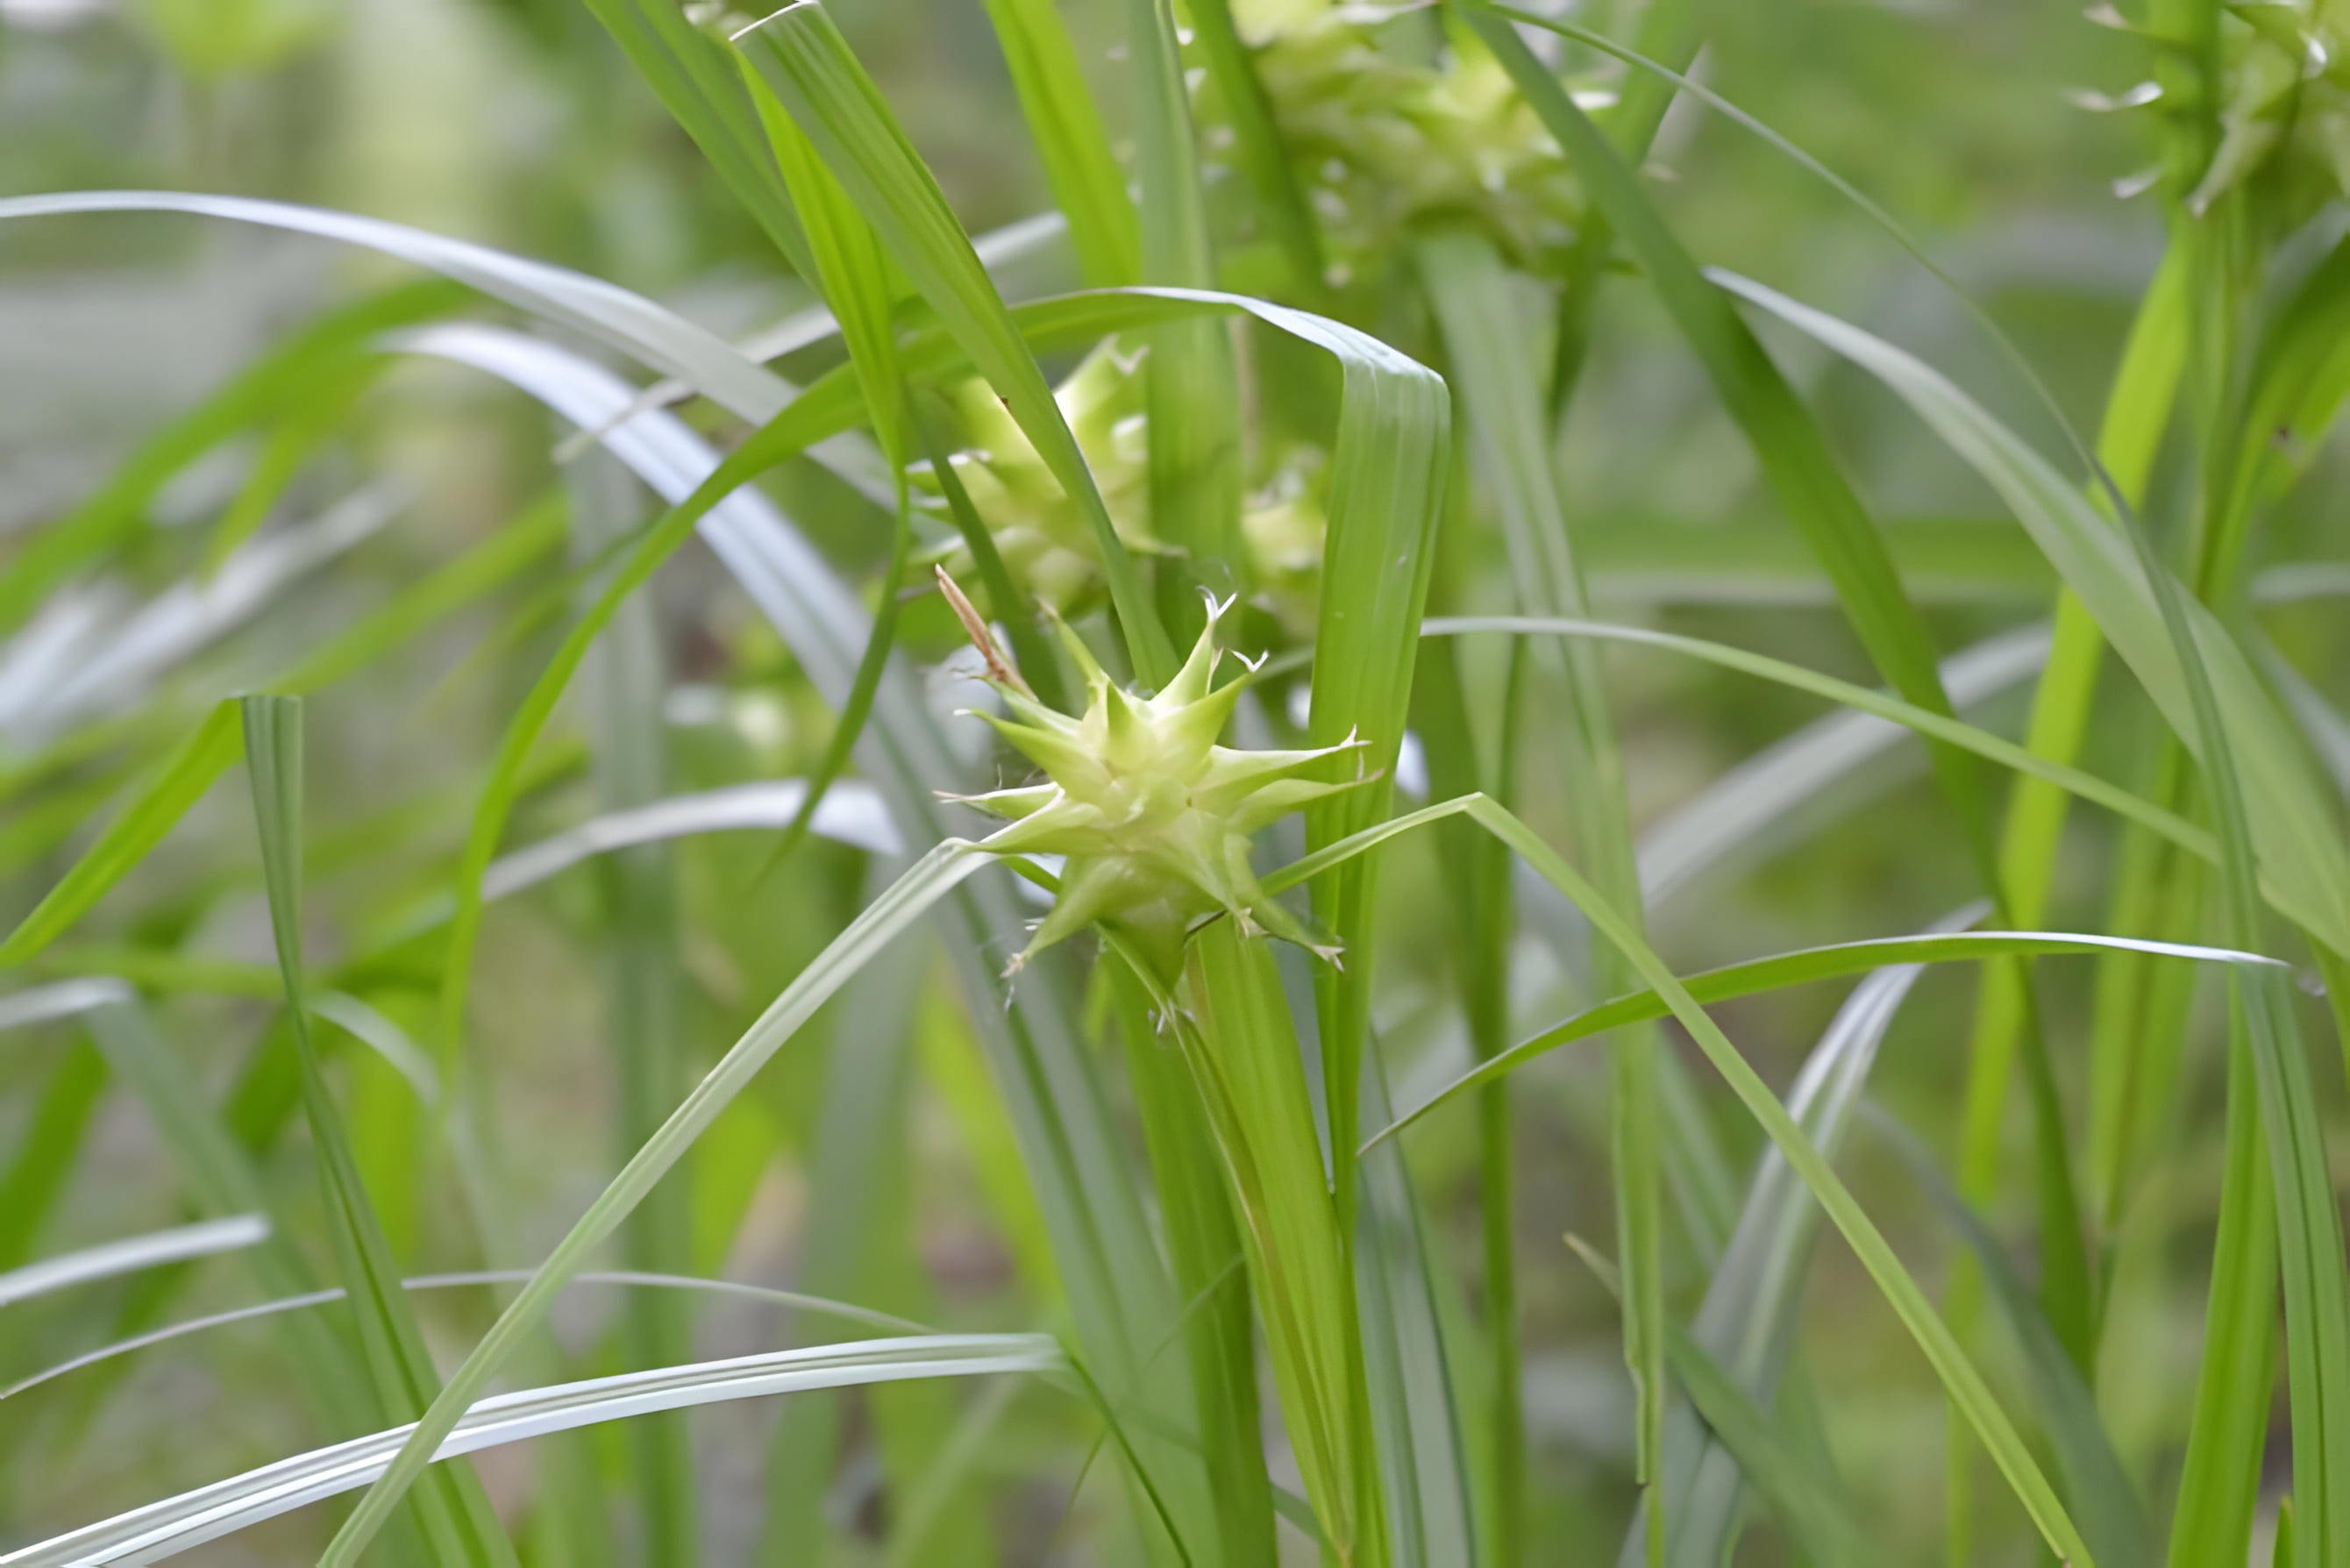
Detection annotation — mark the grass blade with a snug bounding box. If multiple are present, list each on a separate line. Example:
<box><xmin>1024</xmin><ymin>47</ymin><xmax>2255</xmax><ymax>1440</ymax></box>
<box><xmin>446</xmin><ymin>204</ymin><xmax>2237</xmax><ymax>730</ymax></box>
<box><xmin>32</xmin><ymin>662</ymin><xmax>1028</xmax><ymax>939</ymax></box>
<box><xmin>0</xmin><ymin>1215</ymin><xmax>268</xmax><ymax>1309</ymax></box>
<box><xmin>1372</xmin><ymin>926</ymin><xmax>2282</xmax><ymax>1146</ymax></box>
<box><xmin>317</xmin><ymin>840</ymin><xmax>990</xmax><ymax>1563</ymax></box>
<box><xmin>240</xmin><ymin>695</ymin><xmax>517</xmax><ymax>1568</ymax></box>
<box><xmin>1628</xmin><ymin>937</ymin><xmax>1945</xmax><ymax>1565</ymax></box>
<box><xmin>730</xmin><ymin>1</ymin><xmax>1172</xmax><ymax>678</ymax></box>
<box><xmin>1715</xmin><ymin>270</ymin><xmax>2350</xmax><ymax>960</ymax></box>
<box><xmin>0</xmin><ymin>703</ymin><xmax>240</xmax><ymax>968</ymax></box>
<box><xmin>1871</xmin><ymin>1113</ymin><xmax>2154</xmax><ymax>1568</ymax></box>
<box><xmin>10</xmin><ymin>1335</ymin><xmax>1063</xmax><ymax>1567</ymax></box>
<box><xmin>974</xmin><ymin>0</ymin><xmax>1140</xmax><ymax>285</ymax></box>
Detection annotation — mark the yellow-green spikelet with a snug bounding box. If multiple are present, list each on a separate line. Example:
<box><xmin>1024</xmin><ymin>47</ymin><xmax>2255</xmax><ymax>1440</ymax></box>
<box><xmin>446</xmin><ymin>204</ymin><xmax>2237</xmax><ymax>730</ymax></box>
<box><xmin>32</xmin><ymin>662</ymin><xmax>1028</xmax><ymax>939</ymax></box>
<box><xmin>951</xmin><ymin>592</ymin><xmax>1365</xmax><ymax>980</ymax></box>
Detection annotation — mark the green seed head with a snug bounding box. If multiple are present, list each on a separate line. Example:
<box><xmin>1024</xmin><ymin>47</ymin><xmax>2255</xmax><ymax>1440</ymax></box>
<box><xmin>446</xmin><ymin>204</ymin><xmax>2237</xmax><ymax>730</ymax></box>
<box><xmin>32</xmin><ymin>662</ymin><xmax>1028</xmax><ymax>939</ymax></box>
<box><xmin>917</xmin><ymin>339</ymin><xmax>1331</xmax><ymax>624</ymax></box>
<box><xmin>941</xmin><ymin>574</ymin><xmax>1365</xmax><ymax>980</ymax></box>
<box><xmin>2098</xmin><ymin>4</ymin><xmax>2350</xmax><ymax>220</ymax></box>
<box><xmin>1198</xmin><ymin>0</ymin><xmax>1590</xmax><ymax>274</ymax></box>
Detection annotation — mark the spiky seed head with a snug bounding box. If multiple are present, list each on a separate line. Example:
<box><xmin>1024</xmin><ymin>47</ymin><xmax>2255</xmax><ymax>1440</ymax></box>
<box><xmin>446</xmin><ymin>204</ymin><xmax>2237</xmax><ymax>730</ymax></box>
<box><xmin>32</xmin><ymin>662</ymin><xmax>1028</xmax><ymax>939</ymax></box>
<box><xmin>944</xmin><ymin>580</ymin><xmax>1366</xmax><ymax>980</ymax></box>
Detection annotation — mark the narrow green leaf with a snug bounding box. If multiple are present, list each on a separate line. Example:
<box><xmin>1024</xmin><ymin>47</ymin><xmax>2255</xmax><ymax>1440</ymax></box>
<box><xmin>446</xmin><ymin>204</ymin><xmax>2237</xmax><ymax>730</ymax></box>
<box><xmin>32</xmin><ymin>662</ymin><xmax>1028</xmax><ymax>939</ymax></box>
<box><xmin>1714</xmin><ymin>269</ymin><xmax>2350</xmax><ymax>960</ymax></box>
<box><xmin>1873</xmin><ymin>1114</ymin><xmax>2153</xmax><ymax>1568</ymax></box>
<box><xmin>1456</xmin><ymin>3</ymin><xmax>2005</xmax><ymax>880</ymax></box>
<box><xmin>240</xmin><ymin>695</ymin><xmax>517</xmax><ymax>1568</ymax></box>
<box><xmin>1419</xmin><ymin>223</ymin><xmax>1663</xmax><ymax>1555</ymax></box>
<box><xmin>0</xmin><ymin>702</ymin><xmax>241</xmax><ymax>969</ymax></box>
<box><xmin>974</xmin><ymin>0</ymin><xmax>1141</xmax><ymax>286</ymax></box>
<box><xmin>1372</xmin><ymin>926</ymin><xmax>2282</xmax><ymax>1146</ymax></box>
<box><xmin>1124</xmin><ymin>0</ymin><xmax>1244</xmax><ymax>570</ymax></box>
<box><xmin>321</xmin><ymin>840</ymin><xmax>991</xmax><ymax>1564</ymax></box>
<box><xmin>730</xmin><ymin>0</ymin><xmax>1173</xmax><ymax>679</ymax></box>
<box><xmin>1458</xmin><ymin>796</ymin><xmax>2095</xmax><ymax>1566</ymax></box>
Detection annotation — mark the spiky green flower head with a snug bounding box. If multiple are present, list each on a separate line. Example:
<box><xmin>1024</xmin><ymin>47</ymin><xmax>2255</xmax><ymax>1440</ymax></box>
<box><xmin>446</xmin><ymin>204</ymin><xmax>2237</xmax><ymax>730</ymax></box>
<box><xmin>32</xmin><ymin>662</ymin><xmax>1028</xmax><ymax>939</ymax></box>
<box><xmin>2090</xmin><ymin>3</ymin><xmax>2350</xmax><ymax>221</ymax></box>
<box><xmin>917</xmin><ymin>340</ymin><xmax>1160</xmax><ymax>613</ymax></box>
<box><xmin>1193</xmin><ymin>0</ymin><xmax>1592</xmax><ymax>279</ymax></box>
<box><xmin>918</xmin><ymin>339</ymin><xmax>1333</xmax><ymax>628</ymax></box>
<box><xmin>941</xmin><ymin>574</ymin><xmax>1367</xmax><ymax>982</ymax></box>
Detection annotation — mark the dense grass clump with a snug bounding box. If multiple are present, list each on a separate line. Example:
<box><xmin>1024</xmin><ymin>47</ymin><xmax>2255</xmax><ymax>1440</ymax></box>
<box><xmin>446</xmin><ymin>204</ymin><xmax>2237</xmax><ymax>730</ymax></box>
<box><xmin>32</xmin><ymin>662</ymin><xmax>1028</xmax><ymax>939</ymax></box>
<box><xmin>2</xmin><ymin>1</ymin><xmax>2348</xmax><ymax>1564</ymax></box>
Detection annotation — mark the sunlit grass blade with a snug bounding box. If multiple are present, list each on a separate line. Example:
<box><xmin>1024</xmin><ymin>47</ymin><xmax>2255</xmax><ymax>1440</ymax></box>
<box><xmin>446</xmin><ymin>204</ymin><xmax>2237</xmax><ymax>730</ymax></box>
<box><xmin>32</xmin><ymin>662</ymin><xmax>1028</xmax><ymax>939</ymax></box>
<box><xmin>973</xmin><ymin>0</ymin><xmax>1140</xmax><ymax>286</ymax></box>
<box><xmin>240</xmin><ymin>695</ymin><xmax>517</xmax><ymax>1568</ymax></box>
<box><xmin>6</xmin><ymin>1267</ymin><xmax>935</xmax><ymax>1402</ymax></box>
<box><xmin>10</xmin><ymin>1334</ymin><xmax>1064</xmax><ymax>1567</ymax></box>
<box><xmin>0</xmin><ymin>1215</ymin><xmax>267</xmax><ymax>1309</ymax></box>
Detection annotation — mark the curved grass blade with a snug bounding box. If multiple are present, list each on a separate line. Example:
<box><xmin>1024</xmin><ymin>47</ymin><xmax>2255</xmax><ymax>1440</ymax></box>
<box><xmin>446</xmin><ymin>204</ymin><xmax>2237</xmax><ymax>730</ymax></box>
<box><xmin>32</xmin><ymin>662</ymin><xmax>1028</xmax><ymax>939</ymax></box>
<box><xmin>1371</xmin><ymin>926</ymin><xmax>2282</xmax><ymax>1147</ymax></box>
<box><xmin>5</xmin><ymin>1268</ymin><xmax>935</xmax><ymax>1401</ymax></box>
<box><xmin>7</xmin><ymin>1334</ymin><xmax>1064</xmax><ymax>1567</ymax></box>
<box><xmin>1457</xmin><ymin>796</ymin><xmax>2094</xmax><ymax>1565</ymax></box>
<box><xmin>1711</xmin><ymin>259</ymin><xmax>2350</xmax><ymax>1568</ymax></box>
<box><xmin>0</xmin><ymin>192</ymin><xmax>796</xmax><ymax>423</ymax></box>
<box><xmin>0</xmin><ymin>1215</ymin><xmax>268</xmax><ymax>1310</ymax></box>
